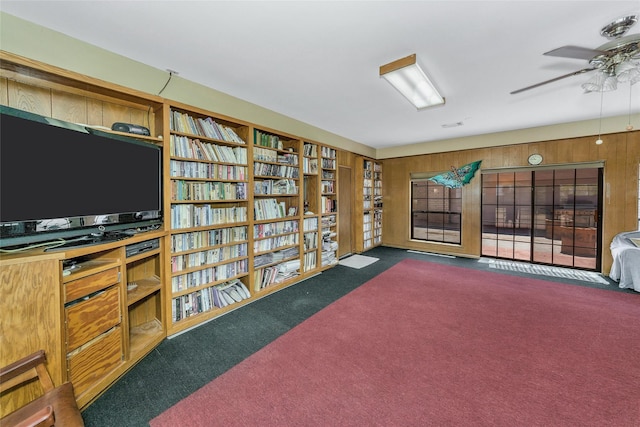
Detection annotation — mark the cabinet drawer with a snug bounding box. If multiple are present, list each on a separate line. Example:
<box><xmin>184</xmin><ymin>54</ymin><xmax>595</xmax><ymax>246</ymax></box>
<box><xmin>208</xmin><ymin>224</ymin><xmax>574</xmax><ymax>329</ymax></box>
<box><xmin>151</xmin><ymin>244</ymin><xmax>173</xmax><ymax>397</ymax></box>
<box><xmin>66</xmin><ymin>286</ymin><xmax>121</xmax><ymax>352</ymax></box>
<box><xmin>68</xmin><ymin>326</ymin><xmax>122</xmax><ymax>398</ymax></box>
<box><xmin>65</xmin><ymin>267</ymin><xmax>120</xmax><ymax>303</ymax></box>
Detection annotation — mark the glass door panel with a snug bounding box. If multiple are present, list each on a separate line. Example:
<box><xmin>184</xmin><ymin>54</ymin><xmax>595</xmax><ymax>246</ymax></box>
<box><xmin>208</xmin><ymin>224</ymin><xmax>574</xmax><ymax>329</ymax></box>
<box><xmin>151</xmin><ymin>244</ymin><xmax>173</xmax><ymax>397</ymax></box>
<box><xmin>482</xmin><ymin>167</ymin><xmax>601</xmax><ymax>271</ymax></box>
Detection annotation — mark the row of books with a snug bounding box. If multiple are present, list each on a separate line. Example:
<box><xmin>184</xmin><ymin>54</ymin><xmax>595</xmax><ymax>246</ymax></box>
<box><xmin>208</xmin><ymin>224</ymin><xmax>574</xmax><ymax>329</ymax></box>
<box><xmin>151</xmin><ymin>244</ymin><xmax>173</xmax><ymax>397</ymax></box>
<box><xmin>321</xmin><ymin>180</ymin><xmax>335</xmax><ymax>194</ymax></box>
<box><xmin>171</xmin><ymin>135</ymin><xmax>247</xmax><ymax>164</ymax></box>
<box><xmin>321</xmin><ymin>146</ymin><xmax>336</xmax><ymax>159</ymax></box>
<box><xmin>304</xmin><ymin>231</ymin><xmax>318</xmax><ymax>251</ymax></box>
<box><xmin>254</xmin><ymin>246</ymin><xmax>299</xmax><ymax>268</ymax></box>
<box><xmin>254</xmin><ymin>232</ymin><xmax>299</xmax><ymax>253</ymax></box>
<box><xmin>171</xmin><ymin>226</ymin><xmax>248</xmax><ymax>253</ymax></box>
<box><xmin>171</xmin><ymin>205</ymin><xmax>248</xmax><ymax>229</ymax></box>
<box><xmin>171</xmin><ymin>259</ymin><xmax>248</xmax><ymax>292</ymax></box>
<box><xmin>254</xmin><ymin>129</ymin><xmax>284</xmax><ymax>149</ymax></box>
<box><xmin>254</xmin><ymin>220</ymin><xmax>299</xmax><ymax>238</ymax></box>
<box><xmin>302</xmin><ymin>142</ymin><xmax>318</xmax><ymax>157</ymax></box>
<box><xmin>172</xmin><ymin>180</ymin><xmax>247</xmax><ymax>201</ymax></box>
<box><xmin>171</xmin><ymin>243</ymin><xmax>248</xmax><ymax>272</ymax></box>
<box><xmin>253</xmin><ymin>259</ymin><xmax>300</xmax><ymax>291</ymax></box>
<box><xmin>303</xmin><ymin>143</ymin><xmax>318</xmax><ymax>157</ymax></box>
<box><xmin>170</xmin><ymin>110</ymin><xmax>246</xmax><ymax>144</ymax></box>
<box><xmin>303</xmin><ymin>157</ymin><xmax>318</xmax><ymax>174</ymax></box>
<box><xmin>170</xmin><ymin>160</ymin><xmax>247</xmax><ymax>181</ymax></box>
<box><xmin>171</xmin><ymin>279</ymin><xmax>251</xmax><ymax>323</ymax></box>
<box><xmin>321</xmin><ymin>196</ymin><xmax>337</xmax><ymax>214</ymax></box>
<box><xmin>321</xmin><ymin>214</ymin><xmax>337</xmax><ymax>228</ymax></box>
<box><xmin>321</xmin><ymin>244</ymin><xmax>338</xmax><ymax>266</ymax></box>
<box><xmin>303</xmin><ymin>217</ymin><xmax>318</xmax><ymax>232</ymax></box>
<box><xmin>254</xmin><ymin>162</ymin><xmax>299</xmax><ymax>179</ymax></box>
<box><xmin>254</xmin><ymin>179</ymin><xmax>298</xmax><ymax>196</ymax></box>
<box><xmin>254</xmin><ymin>198</ymin><xmax>293</xmax><ymax>221</ymax></box>
<box><xmin>253</xmin><ymin>146</ymin><xmax>278</xmax><ymax>162</ymax></box>
<box><xmin>322</xmin><ymin>158</ymin><xmax>336</xmax><ymax>169</ymax></box>
<box><xmin>303</xmin><ymin>251</ymin><xmax>317</xmax><ymax>272</ymax></box>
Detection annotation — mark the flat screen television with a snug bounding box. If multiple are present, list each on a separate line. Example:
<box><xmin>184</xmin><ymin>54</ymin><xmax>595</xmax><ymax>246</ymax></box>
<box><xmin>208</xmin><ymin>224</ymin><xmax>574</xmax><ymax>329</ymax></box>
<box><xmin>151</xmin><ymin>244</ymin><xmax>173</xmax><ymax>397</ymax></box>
<box><xmin>0</xmin><ymin>105</ymin><xmax>163</xmax><ymax>251</ymax></box>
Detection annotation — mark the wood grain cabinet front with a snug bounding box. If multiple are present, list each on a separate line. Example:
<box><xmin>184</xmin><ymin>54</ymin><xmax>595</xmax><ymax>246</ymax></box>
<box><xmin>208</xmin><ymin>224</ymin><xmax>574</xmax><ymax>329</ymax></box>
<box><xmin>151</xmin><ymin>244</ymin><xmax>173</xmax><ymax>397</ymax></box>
<box><xmin>67</xmin><ymin>325</ymin><xmax>123</xmax><ymax>398</ymax></box>
<box><xmin>65</xmin><ymin>285</ymin><xmax>121</xmax><ymax>352</ymax></box>
<box><xmin>64</xmin><ymin>267</ymin><xmax>120</xmax><ymax>303</ymax></box>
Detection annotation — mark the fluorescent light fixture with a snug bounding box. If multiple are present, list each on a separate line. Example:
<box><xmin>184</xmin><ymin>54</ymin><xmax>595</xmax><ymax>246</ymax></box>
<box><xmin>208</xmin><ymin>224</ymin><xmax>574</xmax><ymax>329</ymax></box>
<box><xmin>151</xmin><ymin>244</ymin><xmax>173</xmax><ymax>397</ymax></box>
<box><xmin>380</xmin><ymin>54</ymin><xmax>445</xmax><ymax>109</ymax></box>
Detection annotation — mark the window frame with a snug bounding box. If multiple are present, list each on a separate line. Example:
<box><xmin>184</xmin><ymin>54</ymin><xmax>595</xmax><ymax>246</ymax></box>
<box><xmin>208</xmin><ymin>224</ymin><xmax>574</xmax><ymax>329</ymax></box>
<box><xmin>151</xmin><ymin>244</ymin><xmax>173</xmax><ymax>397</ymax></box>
<box><xmin>410</xmin><ymin>178</ymin><xmax>462</xmax><ymax>244</ymax></box>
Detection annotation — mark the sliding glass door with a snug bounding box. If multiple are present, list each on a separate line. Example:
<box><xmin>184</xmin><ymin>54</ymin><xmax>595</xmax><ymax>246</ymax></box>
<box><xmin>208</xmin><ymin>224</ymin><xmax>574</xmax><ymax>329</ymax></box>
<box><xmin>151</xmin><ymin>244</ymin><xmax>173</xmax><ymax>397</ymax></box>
<box><xmin>481</xmin><ymin>167</ymin><xmax>602</xmax><ymax>270</ymax></box>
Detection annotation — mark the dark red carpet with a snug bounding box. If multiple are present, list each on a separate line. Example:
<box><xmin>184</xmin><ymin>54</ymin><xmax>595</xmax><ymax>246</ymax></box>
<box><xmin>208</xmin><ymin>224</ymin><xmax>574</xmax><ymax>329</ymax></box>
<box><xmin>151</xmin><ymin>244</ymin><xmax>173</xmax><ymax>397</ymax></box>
<box><xmin>151</xmin><ymin>259</ymin><xmax>640</xmax><ymax>426</ymax></box>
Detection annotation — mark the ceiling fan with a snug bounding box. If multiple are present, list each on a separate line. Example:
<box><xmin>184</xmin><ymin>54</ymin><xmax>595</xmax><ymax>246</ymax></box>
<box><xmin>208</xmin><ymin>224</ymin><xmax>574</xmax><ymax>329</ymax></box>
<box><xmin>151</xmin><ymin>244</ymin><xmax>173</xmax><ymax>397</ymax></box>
<box><xmin>511</xmin><ymin>14</ymin><xmax>640</xmax><ymax>94</ymax></box>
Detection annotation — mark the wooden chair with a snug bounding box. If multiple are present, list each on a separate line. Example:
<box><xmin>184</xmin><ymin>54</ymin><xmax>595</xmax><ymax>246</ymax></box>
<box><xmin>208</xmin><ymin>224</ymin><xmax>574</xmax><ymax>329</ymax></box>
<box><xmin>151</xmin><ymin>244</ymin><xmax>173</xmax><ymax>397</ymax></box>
<box><xmin>0</xmin><ymin>350</ymin><xmax>84</xmax><ymax>427</ymax></box>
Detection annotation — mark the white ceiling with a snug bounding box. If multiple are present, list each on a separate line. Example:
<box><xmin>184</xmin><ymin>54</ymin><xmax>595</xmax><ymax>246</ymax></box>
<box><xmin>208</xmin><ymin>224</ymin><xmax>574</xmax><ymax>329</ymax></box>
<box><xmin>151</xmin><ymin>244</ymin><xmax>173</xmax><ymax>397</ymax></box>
<box><xmin>2</xmin><ymin>1</ymin><xmax>640</xmax><ymax>150</ymax></box>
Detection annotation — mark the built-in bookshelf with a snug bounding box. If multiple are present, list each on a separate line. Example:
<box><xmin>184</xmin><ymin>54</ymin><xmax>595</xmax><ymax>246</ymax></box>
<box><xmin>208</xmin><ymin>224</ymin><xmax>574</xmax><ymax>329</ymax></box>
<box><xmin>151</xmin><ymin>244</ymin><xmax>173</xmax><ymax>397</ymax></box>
<box><xmin>167</xmin><ymin>105</ymin><xmax>251</xmax><ymax>334</ymax></box>
<box><xmin>373</xmin><ymin>161</ymin><xmax>383</xmax><ymax>246</ymax></box>
<box><xmin>303</xmin><ymin>142</ymin><xmax>320</xmax><ymax>272</ymax></box>
<box><xmin>320</xmin><ymin>145</ymin><xmax>338</xmax><ymax>267</ymax></box>
<box><xmin>0</xmin><ymin>52</ymin><xmax>349</xmax><ymax>412</ymax></box>
<box><xmin>355</xmin><ymin>156</ymin><xmax>383</xmax><ymax>252</ymax></box>
<box><xmin>252</xmin><ymin>129</ymin><xmax>302</xmax><ymax>291</ymax></box>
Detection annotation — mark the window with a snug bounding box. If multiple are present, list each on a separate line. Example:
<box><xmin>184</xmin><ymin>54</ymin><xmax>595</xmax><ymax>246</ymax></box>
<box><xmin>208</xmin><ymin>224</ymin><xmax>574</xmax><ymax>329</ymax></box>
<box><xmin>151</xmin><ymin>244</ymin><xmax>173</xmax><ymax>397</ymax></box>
<box><xmin>411</xmin><ymin>179</ymin><xmax>462</xmax><ymax>244</ymax></box>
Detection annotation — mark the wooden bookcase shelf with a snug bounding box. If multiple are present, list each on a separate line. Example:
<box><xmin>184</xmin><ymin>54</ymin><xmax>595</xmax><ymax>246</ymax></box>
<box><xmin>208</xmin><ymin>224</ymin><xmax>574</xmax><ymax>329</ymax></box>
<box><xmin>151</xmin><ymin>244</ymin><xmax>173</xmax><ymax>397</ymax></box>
<box><xmin>320</xmin><ymin>146</ymin><xmax>339</xmax><ymax>267</ymax></box>
<box><xmin>166</xmin><ymin>102</ymin><xmax>251</xmax><ymax>335</ymax></box>
<box><xmin>302</xmin><ymin>142</ymin><xmax>320</xmax><ymax>272</ymax></box>
<box><xmin>355</xmin><ymin>156</ymin><xmax>383</xmax><ymax>252</ymax></box>
<box><xmin>0</xmin><ymin>51</ymin><xmax>351</xmax><ymax>413</ymax></box>
<box><xmin>252</xmin><ymin>128</ymin><xmax>302</xmax><ymax>292</ymax></box>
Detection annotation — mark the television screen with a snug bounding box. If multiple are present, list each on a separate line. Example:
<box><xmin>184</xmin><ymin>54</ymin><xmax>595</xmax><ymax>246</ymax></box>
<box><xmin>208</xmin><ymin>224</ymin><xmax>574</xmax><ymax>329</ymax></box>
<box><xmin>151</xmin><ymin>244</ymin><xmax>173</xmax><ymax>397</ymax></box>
<box><xmin>0</xmin><ymin>105</ymin><xmax>163</xmax><ymax>250</ymax></box>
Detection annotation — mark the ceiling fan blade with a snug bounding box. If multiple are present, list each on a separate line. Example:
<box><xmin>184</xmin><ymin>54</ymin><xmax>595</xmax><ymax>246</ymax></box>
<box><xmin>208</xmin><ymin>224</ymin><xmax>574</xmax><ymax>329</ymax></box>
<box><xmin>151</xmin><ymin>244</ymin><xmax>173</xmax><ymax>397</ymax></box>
<box><xmin>510</xmin><ymin>67</ymin><xmax>596</xmax><ymax>95</ymax></box>
<box><xmin>543</xmin><ymin>45</ymin><xmax>608</xmax><ymax>60</ymax></box>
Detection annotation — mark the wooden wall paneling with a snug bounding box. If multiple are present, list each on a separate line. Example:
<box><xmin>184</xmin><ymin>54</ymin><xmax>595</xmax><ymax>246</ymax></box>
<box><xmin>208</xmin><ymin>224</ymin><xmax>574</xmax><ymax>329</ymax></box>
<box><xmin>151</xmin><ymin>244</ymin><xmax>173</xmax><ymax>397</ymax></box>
<box><xmin>7</xmin><ymin>80</ymin><xmax>51</xmax><ymax>116</ymax></box>
<box><xmin>501</xmin><ymin>144</ymin><xmax>520</xmax><ymax>168</ymax></box>
<box><xmin>381</xmin><ymin>131</ymin><xmax>639</xmax><ymax>271</ymax></box>
<box><xmin>628</xmin><ymin>133</ymin><xmax>640</xmax><ymax>234</ymax></box>
<box><xmin>338</xmin><ymin>165</ymin><xmax>353</xmax><ymax>257</ymax></box>
<box><xmin>51</xmin><ymin>89</ymin><xmax>88</xmax><ymax>124</ymax></box>
<box><xmin>87</xmin><ymin>98</ymin><xmax>104</xmax><ymax>126</ymax></box>
<box><xmin>600</xmin><ymin>135</ymin><xmax>623</xmax><ymax>269</ymax></box>
<box><xmin>338</xmin><ymin>149</ymin><xmax>354</xmax><ymax>167</ymax></box>
<box><xmin>381</xmin><ymin>157</ymin><xmax>408</xmax><ymax>246</ymax></box>
<box><xmin>557</xmin><ymin>137</ymin><xmax>577</xmax><ymax>162</ymax></box>
<box><xmin>0</xmin><ymin>254</ymin><xmax>65</xmax><ymax>417</ymax></box>
<box><xmin>615</xmin><ymin>132</ymin><xmax>638</xmax><ymax>230</ymax></box>
<box><xmin>101</xmin><ymin>101</ymin><xmax>138</xmax><ymax>128</ymax></box>
<box><xmin>0</xmin><ymin>77</ymin><xmax>8</xmax><ymax>105</ymax></box>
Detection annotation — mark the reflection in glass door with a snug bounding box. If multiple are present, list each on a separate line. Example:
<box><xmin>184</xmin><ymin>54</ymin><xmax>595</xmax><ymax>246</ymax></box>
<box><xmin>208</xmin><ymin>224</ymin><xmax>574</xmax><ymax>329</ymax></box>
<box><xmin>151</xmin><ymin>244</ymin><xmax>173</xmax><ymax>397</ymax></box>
<box><xmin>481</xmin><ymin>167</ymin><xmax>602</xmax><ymax>270</ymax></box>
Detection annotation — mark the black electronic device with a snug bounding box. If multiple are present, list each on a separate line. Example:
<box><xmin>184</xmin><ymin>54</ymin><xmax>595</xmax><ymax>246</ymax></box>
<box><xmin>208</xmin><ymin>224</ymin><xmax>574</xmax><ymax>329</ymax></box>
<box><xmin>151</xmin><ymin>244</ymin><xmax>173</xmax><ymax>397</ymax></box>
<box><xmin>111</xmin><ymin>122</ymin><xmax>151</xmax><ymax>136</ymax></box>
<box><xmin>125</xmin><ymin>238</ymin><xmax>160</xmax><ymax>257</ymax></box>
<box><xmin>0</xmin><ymin>105</ymin><xmax>163</xmax><ymax>249</ymax></box>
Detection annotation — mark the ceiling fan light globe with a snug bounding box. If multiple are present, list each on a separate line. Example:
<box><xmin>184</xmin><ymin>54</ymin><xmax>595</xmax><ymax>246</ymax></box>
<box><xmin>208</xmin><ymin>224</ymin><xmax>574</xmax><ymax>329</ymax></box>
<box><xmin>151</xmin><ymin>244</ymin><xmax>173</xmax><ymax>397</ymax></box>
<box><xmin>602</xmin><ymin>76</ymin><xmax>618</xmax><ymax>91</ymax></box>
<box><xmin>616</xmin><ymin>61</ymin><xmax>640</xmax><ymax>82</ymax></box>
<box><xmin>581</xmin><ymin>71</ymin><xmax>607</xmax><ymax>92</ymax></box>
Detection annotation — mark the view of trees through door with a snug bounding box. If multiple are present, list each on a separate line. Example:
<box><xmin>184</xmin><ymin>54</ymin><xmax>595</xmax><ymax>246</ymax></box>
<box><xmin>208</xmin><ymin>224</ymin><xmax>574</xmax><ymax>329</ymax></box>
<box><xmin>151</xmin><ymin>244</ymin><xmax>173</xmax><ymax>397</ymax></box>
<box><xmin>481</xmin><ymin>167</ymin><xmax>602</xmax><ymax>270</ymax></box>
